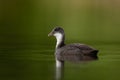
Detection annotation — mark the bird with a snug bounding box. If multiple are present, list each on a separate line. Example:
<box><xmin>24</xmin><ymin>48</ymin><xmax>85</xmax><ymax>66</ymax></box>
<box><xmin>48</xmin><ymin>27</ymin><xmax>99</xmax><ymax>67</ymax></box>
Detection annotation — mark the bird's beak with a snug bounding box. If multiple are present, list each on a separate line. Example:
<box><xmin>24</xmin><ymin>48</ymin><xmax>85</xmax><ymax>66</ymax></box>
<box><xmin>48</xmin><ymin>31</ymin><xmax>53</xmax><ymax>37</ymax></box>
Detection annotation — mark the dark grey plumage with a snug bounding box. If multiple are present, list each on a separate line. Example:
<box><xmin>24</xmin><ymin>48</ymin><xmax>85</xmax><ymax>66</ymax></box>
<box><xmin>56</xmin><ymin>43</ymin><xmax>98</xmax><ymax>62</ymax></box>
<box><xmin>48</xmin><ymin>27</ymin><xmax>98</xmax><ymax>64</ymax></box>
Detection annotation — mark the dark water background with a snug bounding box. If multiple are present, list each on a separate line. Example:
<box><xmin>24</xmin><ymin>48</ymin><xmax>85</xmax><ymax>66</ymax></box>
<box><xmin>0</xmin><ymin>0</ymin><xmax>120</xmax><ymax>80</ymax></box>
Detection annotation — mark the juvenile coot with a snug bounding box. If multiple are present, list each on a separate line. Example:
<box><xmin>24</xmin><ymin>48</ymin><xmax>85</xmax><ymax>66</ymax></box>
<box><xmin>48</xmin><ymin>27</ymin><xmax>98</xmax><ymax>67</ymax></box>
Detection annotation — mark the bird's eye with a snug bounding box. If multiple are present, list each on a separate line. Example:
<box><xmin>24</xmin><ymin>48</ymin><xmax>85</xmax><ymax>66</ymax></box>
<box><xmin>54</xmin><ymin>29</ymin><xmax>57</xmax><ymax>31</ymax></box>
<box><xmin>54</xmin><ymin>28</ymin><xmax>59</xmax><ymax>31</ymax></box>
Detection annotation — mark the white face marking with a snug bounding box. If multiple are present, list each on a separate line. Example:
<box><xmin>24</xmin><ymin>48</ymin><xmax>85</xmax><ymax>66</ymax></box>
<box><xmin>54</xmin><ymin>32</ymin><xmax>63</xmax><ymax>48</ymax></box>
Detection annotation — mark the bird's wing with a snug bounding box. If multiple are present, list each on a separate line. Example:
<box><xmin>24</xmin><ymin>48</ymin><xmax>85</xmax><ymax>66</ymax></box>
<box><xmin>56</xmin><ymin>43</ymin><xmax>98</xmax><ymax>62</ymax></box>
<box><xmin>63</xmin><ymin>43</ymin><xmax>97</xmax><ymax>54</ymax></box>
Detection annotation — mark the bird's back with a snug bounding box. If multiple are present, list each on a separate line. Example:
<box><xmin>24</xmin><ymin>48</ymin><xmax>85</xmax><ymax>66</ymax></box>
<box><xmin>56</xmin><ymin>43</ymin><xmax>98</xmax><ymax>61</ymax></box>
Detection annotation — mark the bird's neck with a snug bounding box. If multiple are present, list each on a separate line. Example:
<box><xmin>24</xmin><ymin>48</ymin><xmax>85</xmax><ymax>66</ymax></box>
<box><xmin>54</xmin><ymin>33</ymin><xmax>65</xmax><ymax>48</ymax></box>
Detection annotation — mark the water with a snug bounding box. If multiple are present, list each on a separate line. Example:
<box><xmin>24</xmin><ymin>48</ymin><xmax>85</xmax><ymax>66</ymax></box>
<box><xmin>0</xmin><ymin>43</ymin><xmax>120</xmax><ymax>80</ymax></box>
<box><xmin>0</xmin><ymin>1</ymin><xmax>120</xmax><ymax>80</ymax></box>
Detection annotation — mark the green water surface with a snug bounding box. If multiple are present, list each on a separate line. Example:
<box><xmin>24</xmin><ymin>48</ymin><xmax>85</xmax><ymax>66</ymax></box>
<box><xmin>0</xmin><ymin>0</ymin><xmax>120</xmax><ymax>80</ymax></box>
<box><xmin>0</xmin><ymin>43</ymin><xmax>120</xmax><ymax>80</ymax></box>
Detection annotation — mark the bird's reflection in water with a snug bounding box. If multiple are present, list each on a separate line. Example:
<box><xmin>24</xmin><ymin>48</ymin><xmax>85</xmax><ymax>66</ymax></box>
<box><xmin>55</xmin><ymin>54</ymin><xmax>98</xmax><ymax>80</ymax></box>
<box><xmin>55</xmin><ymin>66</ymin><xmax>64</xmax><ymax>80</ymax></box>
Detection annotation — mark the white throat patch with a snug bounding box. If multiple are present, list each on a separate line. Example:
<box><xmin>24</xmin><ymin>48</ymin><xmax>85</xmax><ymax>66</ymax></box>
<box><xmin>54</xmin><ymin>33</ymin><xmax>63</xmax><ymax>48</ymax></box>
